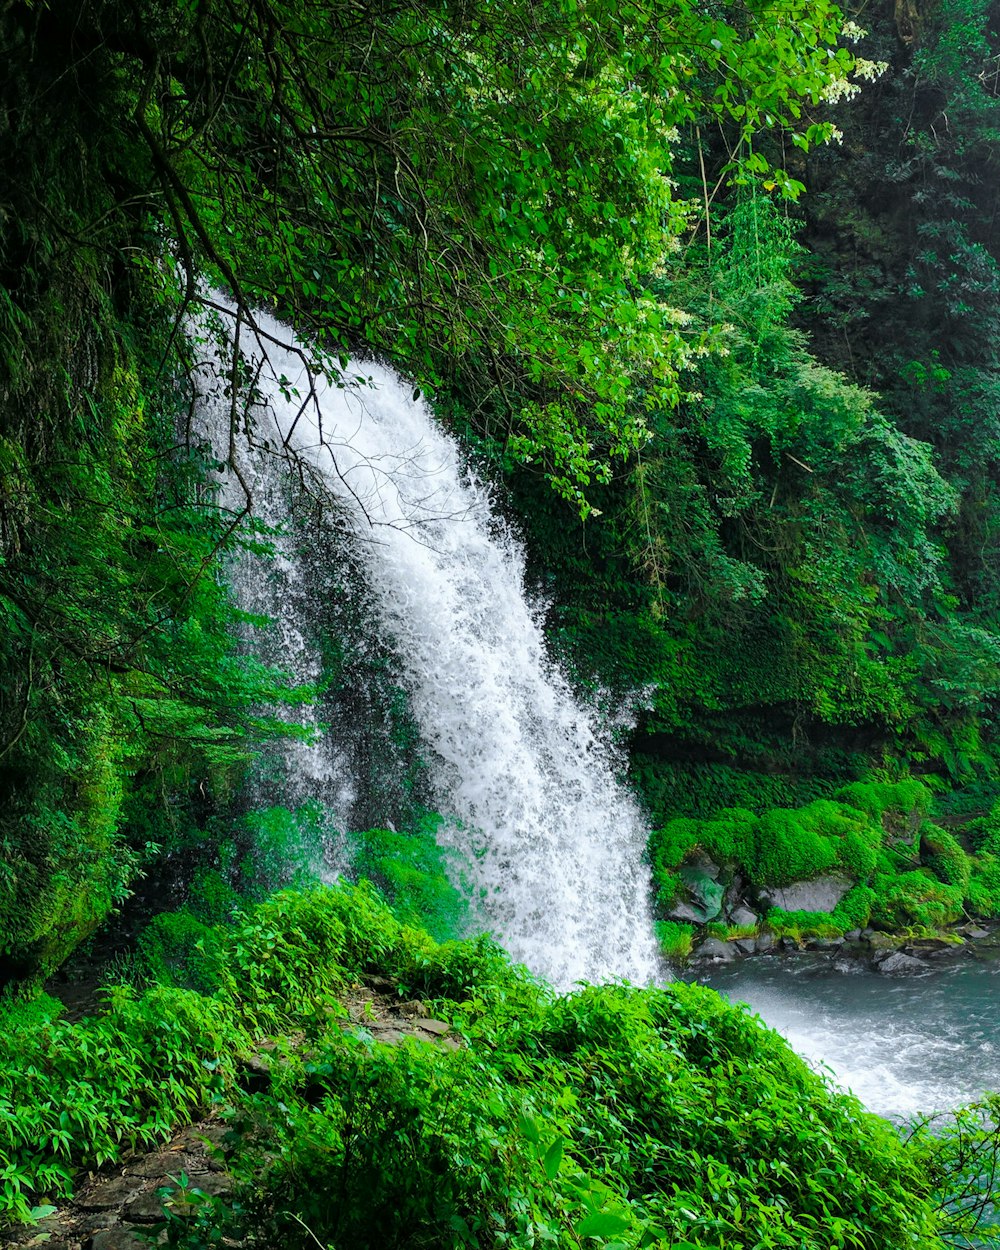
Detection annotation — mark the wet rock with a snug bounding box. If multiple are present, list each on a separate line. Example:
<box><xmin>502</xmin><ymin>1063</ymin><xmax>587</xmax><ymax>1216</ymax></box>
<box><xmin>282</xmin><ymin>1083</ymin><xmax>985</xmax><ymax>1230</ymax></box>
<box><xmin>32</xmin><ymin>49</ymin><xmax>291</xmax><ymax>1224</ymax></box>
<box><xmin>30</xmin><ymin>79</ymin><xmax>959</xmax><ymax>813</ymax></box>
<box><xmin>734</xmin><ymin>938</ymin><xmax>757</xmax><ymax>956</ymax></box>
<box><xmin>962</xmin><ymin>925</ymin><xmax>989</xmax><ymax>939</ymax></box>
<box><xmin>88</xmin><ymin>1229</ymin><xmax>151</xmax><ymax>1250</ymax></box>
<box><xmin>833</xmin><ymin>956</ymin><xmax>863</xmax><ymax>975</ymax></box>
<box><xmin>806</xmin><ymin>937</ymin><xmax>844</xmax><ymax>951</ymax></box>
<box><xmin>677</xmin><ymin>867</ymin><xmax>726</xmax><ymax>922</ymax></box>
<box><xmin>844</xmin><ymin>929</ymin><xmax>862</xmax><ymax>942</ymax></box>
<box><xmin>876</xmin><ymin>951</ymin><xmax>929</xmax><ymax>976</ymax></box>
<box><xmin>729</xmin><ymin>905</ymin><xmax>758</xmax><ymax>929</ymax></box>
<box><xmin>667</xmin><ymin>900</ymin><xmax>706</xmax><ymax>925</ymax></box>
<box><xmin>686</xmin><ymin>851</ymin><xmax>722</xmax><ymax>879</ymax></box>
<box><xmin>869</xmin><ymin>933</ymin><xmax>899</xmax><ymax>956</ymax></box>
<box><xmin>77</xmin><ymin>1178</ymin><xmax>138</xmax><ymax>1212</ymax></box>
<box><xmin>695</xmin><ymin>938</ymin><xmax>736</xmax><ymax>963</ymax></box>
<box><xmin>415</xmin><ymin>1017</ymin><xmax>451</xmax><ymax>1036</ymax></box>
<box><xmin>755</xmin><ymin>931</ymin><xmax>776</xmax><ymax>953</ymax></box>
<box><xmin>758</xmin><ymin>875</ymin><xmax>852</xmax><ymax>915</ymax></box>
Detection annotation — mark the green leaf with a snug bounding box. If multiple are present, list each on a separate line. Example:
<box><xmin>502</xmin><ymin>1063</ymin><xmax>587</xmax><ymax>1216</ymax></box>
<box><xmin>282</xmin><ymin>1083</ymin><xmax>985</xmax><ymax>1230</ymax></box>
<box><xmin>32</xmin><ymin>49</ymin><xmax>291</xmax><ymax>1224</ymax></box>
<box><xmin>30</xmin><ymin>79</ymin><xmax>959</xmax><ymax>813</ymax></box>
<box><xmin>542</xmin><ymin>1136</ymin><xmax>564</xmax><ymax>1180</ymax></box>
<box><xmin>576</xmin><ymin>1212</ymin><xmax>631</xmax><ymax>1237</ymax></box>
<box><xmin>518</xmin><ymin>1113</ymin><xmax>540</xmax><ymax>1144</ymax></box>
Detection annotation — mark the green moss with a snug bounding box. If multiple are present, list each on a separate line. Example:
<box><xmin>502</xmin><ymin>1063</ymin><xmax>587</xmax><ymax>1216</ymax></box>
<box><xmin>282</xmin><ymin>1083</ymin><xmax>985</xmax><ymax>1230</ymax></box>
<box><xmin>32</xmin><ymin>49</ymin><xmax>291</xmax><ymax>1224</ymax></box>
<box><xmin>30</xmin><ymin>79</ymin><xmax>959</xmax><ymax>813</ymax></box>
<box><xmin>832</xmin><ymin>885</ymin><xmax>875</xmax><ymax>931</ymax></box>
<box><xmin>752</xmin><ymin>808</ymin><xmax>839</xmax><ymax>886</ymax></box>
<box><xmin>919</xmin><ymin>823</ymin><xmax>972</xmax><ymax>892</ymax></box>
<box><xmin>870</xmin><ymin>871</ymin><xmax>964</xmax><ymax>930</ymax></box>
<box><xmin>835</xmin><ymin>780</ymin><xmax>931</xmax><ymax>829</ymax></box>
<box><xmin>967</xmin><ymin>855</ymin><xmax>1000</xmax><ymax>918</ymax></box>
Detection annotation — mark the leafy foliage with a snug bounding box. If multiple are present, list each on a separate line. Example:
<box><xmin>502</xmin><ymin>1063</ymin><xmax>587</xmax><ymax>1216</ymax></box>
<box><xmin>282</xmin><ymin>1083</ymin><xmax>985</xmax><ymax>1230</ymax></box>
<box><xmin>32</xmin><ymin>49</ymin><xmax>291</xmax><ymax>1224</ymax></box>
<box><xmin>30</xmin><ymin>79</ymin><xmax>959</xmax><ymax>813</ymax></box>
<box><xmin>0</xmin><ymin>883</ymin><xmax>979</xmax><ymax>1247</ymax></box>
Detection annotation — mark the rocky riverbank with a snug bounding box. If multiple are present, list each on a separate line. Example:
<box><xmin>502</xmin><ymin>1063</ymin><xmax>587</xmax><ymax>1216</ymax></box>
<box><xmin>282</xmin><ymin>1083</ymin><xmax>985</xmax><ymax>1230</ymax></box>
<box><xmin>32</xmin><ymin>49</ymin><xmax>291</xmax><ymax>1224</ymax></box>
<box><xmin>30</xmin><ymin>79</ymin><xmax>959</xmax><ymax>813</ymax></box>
<box><xmin>667</xmin><ymin>853</ymin><xmax>999</xmax><ymax>975</ymax></box>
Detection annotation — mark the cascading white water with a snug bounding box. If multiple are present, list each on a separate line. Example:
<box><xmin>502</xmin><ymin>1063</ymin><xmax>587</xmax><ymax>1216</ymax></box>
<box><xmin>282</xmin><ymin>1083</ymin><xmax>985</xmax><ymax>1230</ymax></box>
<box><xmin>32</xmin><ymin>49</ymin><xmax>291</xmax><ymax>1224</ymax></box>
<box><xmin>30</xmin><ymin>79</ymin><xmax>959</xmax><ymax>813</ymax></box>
<box><xmin>198</xmin><ymin>307</ymin><xmax>663</xmax><ymax>988</ymax></box>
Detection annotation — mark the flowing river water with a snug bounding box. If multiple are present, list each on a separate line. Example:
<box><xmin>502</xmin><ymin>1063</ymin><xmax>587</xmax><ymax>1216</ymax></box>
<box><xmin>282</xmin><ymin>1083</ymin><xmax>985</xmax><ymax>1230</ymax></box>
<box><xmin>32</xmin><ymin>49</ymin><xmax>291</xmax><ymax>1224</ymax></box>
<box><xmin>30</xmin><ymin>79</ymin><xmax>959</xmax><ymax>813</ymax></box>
<box><xmin>697</xmin><ymin>946</ymin><xmax>1000</xmax><ymax>1118</ymax></box>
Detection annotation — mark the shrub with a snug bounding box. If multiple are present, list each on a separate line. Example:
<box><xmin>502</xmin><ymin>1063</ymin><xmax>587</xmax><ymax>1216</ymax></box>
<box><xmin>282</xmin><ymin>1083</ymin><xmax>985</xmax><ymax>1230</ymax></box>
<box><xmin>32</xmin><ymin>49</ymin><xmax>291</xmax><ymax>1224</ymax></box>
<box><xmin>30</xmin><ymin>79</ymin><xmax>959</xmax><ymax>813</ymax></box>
<box><xmin>655</xmin><ymin>920</ymin><xmax>694</xmax><ymax>961</ymax></box>
<box><xmin>919</xmin><ymin>823</ymin><xmax>972</xmax><ymax>893</ymax></box>
<box><xmin>138</xmin><ymin>910</ymin><xmax>223</xmax><ymax>995</ymax></box>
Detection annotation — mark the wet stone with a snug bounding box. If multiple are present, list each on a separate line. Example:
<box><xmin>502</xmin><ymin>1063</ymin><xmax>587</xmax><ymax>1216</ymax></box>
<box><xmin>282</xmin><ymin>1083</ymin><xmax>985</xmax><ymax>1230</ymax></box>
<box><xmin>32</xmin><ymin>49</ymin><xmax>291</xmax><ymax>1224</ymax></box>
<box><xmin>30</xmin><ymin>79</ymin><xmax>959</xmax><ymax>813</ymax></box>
<box><xmin>88</xmin><ymin>1230</ymin><xmax>154</xmax><ymax>1250</ymax></box>
<box><xmin>876</xmin><ymin>951</ymin><xmax>929</xmax><ymax>977</ymax></box>
<box><xmin>76</xmin><ymin>1177</ymin><xmax>139</xmax><ymax>1212</ymax></box>
<box><xmin>729</xmin><ymin>905</ymin><xmax>758</xmax><ymax>929</ymax></box>
<box><xmin>415</xmin><ymin>1018</ymin><xmax>451</xmax><ymax>1036</ymax></box>
<box><xmin>696</xmin><ymin>938</ymin><xmax>735</xmax><ymax>963</ymax></box>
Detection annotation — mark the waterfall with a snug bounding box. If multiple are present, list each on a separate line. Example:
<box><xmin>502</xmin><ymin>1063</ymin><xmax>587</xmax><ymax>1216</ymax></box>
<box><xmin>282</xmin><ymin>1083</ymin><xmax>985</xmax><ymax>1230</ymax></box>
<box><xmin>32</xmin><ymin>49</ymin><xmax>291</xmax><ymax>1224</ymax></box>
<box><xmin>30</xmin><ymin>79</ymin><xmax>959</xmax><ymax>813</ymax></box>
<box><xmin>196</xmin><ymin>306</ymin><xmax>662</xmax><ymax>988</ymax></box>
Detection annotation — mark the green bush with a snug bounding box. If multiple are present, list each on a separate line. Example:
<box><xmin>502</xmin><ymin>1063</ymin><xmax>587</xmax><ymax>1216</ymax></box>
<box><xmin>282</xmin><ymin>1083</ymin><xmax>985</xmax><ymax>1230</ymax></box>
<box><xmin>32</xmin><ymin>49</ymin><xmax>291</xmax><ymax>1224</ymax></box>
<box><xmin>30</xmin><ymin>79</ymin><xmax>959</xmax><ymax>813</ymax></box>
<box><xmin>1</xmin><ymin>881</ymin><xmax>993</xmax><ymax>1247</ymax></box>
<box><xmin>919</xmin><ymin>823</ymin><xmax>972</xmax><ymax>893</ymax></box>
<box><xmin>138</xmin><ymin>911</ymin><xmax>223</xmax><ymax>995</ymax></box>
<box><xmin>655</xmin><ymin>920</ymin><xmax>695</xmax><ymax>961</ymax></box>
<box><xmin>236</xmin><ymin>979</ymin><xmax>941</xmax><ymax>1250</ymax></box>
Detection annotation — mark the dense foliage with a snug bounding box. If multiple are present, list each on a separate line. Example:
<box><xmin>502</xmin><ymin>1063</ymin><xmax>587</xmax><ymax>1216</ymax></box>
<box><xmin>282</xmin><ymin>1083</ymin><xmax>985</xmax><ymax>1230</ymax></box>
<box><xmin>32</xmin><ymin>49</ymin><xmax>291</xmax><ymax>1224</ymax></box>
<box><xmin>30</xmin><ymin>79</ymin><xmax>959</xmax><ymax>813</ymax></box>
<box><xmin>2</xmin><ymin>883</ymin><xmax>994</xmax><ymax>1247</ymax></box>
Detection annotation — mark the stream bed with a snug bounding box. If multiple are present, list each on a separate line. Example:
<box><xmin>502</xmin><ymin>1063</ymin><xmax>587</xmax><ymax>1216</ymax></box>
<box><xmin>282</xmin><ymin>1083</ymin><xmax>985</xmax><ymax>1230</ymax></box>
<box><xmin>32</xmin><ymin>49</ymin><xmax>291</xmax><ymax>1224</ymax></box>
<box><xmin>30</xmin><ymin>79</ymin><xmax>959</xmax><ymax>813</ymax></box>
<box><xmin>696</xmin><ymin>945</ymin><xmax>1000</xmax><ymax>1118</ymax></box>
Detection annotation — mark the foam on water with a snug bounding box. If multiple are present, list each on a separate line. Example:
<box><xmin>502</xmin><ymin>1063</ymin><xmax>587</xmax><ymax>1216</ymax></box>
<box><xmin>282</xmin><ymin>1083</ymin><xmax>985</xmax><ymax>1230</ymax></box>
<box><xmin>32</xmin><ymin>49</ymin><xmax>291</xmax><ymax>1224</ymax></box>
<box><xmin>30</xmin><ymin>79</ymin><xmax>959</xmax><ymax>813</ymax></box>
<box><xmin>702</xmin><ymin>953</ymin><xmax>1000</xmax><ymax>1118</ymax></box>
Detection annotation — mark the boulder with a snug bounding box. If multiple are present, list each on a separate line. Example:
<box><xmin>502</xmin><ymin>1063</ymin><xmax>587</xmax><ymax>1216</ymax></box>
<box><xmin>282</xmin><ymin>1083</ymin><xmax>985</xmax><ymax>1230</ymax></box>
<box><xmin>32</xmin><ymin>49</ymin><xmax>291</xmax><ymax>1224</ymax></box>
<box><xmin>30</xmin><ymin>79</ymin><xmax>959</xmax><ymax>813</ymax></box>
<box><xmin>729</xmin><ymin>905</ymin><xmax>758</xmax><ymax>929</ymax></box>
<box><xmin>876</xmin><ymin>951</ymin><xmax>929</xmax><ymax>976</ymax></box>
<box><xmin>694</xmin><ymin>937</ymin><xmax>736</xmax><ymax>963</ymax></box>
<box><xmin>667</xmin><ymin>899</ymin><xmax>706</xmax><ymax>925</ymax></box>
<box><xmin>755</xmin><ymin>932</ymin><xmax>776</xmax><ymax>953</ymax></box>
<box><xmin>678</xmin><ymin>866</ymin><xmax>725</xmax><ymax>922</ymax></box>
<box><xmin>758</xmin><ymin>874</ymin><xmax>852</xmax><ymax>915</ymax></box>
<box><xmin>734</xmin><ymin>938</ymin><xmax>757</xmax><ymax>956</ymax></box>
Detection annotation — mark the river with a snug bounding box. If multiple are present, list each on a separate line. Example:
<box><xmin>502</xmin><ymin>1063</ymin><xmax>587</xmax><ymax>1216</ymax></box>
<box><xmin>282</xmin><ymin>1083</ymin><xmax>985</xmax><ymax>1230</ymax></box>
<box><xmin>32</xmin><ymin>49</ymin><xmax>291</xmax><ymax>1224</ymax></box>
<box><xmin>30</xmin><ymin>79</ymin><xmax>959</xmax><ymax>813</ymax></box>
<box><xmin>697</xmin><ymin>945</ymin><xmax>1000</xmax><ymax>1118</ymax></box>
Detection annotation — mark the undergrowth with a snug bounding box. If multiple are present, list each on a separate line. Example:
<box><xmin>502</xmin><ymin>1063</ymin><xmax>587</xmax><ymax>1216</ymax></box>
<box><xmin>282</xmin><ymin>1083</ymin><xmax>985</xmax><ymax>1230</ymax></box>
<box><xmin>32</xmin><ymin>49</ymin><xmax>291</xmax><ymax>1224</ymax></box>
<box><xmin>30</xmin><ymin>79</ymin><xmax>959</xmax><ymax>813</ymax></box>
<box><xmin>1</xmin><ymin>882</ymin><xmax>997</xmax><ymax>1248</ymax></box>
